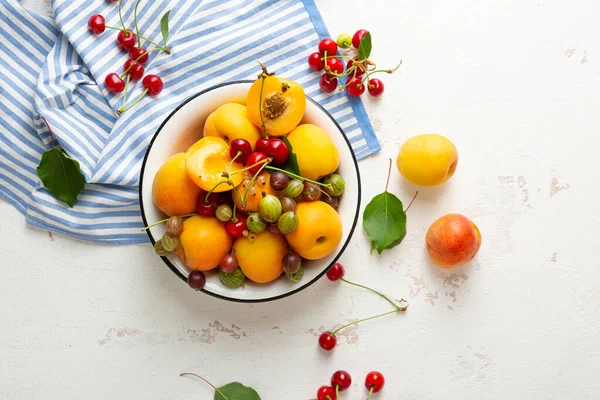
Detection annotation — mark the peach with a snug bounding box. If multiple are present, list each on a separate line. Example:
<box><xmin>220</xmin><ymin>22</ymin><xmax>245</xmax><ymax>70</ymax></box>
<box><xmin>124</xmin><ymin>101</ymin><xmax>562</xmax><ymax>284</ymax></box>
<box><xmin>426</xmin><ymin>214</ymin><xmax>481</xmax><ymax>268</ymax></box>
<box><xmin>152</xmin><ymin>153</ymin><xmax>202</xmax><ymax>216</ymax></box>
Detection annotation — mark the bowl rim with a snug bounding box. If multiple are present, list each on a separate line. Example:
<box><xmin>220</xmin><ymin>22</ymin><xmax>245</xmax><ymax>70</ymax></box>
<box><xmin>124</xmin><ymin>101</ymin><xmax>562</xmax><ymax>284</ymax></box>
<box><xmin>139</xmin><ymin>80</ymin><xmax>361</xmax><ymax>303</ymax></box>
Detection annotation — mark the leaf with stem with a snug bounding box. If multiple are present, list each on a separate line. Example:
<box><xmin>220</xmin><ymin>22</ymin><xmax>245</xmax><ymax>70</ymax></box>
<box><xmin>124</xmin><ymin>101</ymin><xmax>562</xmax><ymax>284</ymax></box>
<box><xmin>161</xmin><ymin>10</ymin><xmax>171</xmax><ymax>47</ymax></box>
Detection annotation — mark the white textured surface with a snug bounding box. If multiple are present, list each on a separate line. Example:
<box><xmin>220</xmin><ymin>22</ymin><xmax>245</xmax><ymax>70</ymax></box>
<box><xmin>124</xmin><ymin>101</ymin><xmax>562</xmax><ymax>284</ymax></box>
<box><xmin>2</xmin><ymin>0</ymin><xmax>600</xmax><ymax>398</ymax></box>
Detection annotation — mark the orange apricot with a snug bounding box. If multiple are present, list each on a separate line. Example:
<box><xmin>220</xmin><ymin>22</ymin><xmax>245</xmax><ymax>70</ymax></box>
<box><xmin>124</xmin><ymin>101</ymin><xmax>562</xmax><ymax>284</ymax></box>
<box><xmin>152</xmin><ymin>153</ymin><xmax>202</xmax><ymax>216</ymax></box>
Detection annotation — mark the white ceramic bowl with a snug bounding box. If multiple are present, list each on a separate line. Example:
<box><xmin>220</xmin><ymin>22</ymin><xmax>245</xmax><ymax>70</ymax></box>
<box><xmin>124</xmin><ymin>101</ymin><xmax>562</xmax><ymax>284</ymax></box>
<box><xmin>139</xmin><ymin>81</ymin><xmax>361</xmax><ymax>302</ymax></box>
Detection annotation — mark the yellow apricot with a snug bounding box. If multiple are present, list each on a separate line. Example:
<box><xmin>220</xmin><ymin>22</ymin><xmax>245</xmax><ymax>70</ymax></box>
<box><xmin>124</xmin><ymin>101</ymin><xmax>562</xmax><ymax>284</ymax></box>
<box><xmin>178</xmin><ymin>216</ymin><xmax>233</xmax><ymax>271</ymax></box>
<box><xmin>186</xmin><ymin>137</ymin><xmax>243</xmax><ymax>193</ymax></box>
<box><xmin>152</xmin><ymin>153</ymin><xmax>202</xmax><ymax>216</ymax></box>
<box><xmin>246</xmin><ymin>75</ymin><xmax>306</xmax><ymax>136</ymax></box>
<box><xmin>232</xmin><ymin>170</ymin><xmax>282</xmax><ymax>212</ymax></box>
<box><xmin>204</xmin><ymin>103</ymin><xmax>262</xmax><ymax>148</ymax></box>
<box><xmin>286</xmin><ymin>124</ymin><xmax>339</xmax><ymax>181</ymax></box>
<box><xmin>234</xmin><ymin>230</ymin><xmax>288</xmax><ymax>283</ymax></box>
<box><xmin>286</xmin><ymin>201</ymin><xmax>342</xmax><ymax>260</ymax></box>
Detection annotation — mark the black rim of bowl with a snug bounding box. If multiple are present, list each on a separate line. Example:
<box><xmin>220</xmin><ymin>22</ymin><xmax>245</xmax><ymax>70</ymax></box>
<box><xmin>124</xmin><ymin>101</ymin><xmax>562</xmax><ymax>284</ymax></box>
<box><xmin>139</xmin><ymin>80</ymin><xmax>362</xmax><ymax>303</ymax></box>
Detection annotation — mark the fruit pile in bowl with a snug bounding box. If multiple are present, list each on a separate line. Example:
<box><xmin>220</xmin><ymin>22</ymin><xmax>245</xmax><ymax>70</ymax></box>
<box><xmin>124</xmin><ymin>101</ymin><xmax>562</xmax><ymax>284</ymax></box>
<box><xmin>139</xmin><ymin>70</ymin><xmax>360</xmax><ymax>302</ymax></box>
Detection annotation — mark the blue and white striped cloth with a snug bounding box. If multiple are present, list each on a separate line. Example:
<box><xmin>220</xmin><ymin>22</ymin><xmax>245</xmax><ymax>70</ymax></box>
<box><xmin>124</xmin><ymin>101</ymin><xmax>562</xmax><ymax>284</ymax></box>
<box><xmin>0</xmin><ymin>0</ymin><xmax>380</xmax><ymax>244</ymax></box>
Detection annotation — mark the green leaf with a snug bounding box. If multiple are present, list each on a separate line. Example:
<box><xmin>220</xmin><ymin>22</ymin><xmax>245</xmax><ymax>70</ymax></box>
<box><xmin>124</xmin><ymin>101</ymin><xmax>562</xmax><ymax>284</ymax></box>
<box><xmin>160</xmin><ymin>10</ymin><xmax>171</xmax><ymax>45</ymax></box>
<box><xmin>286</xmin><ymin>266</ymin><xmax>304</xmax><ymax>283</ymax></box>
<box><xmin>362</xmin><ymin>191</ymin><xmax>406</xmax><ymax>254</ymax></box>
<box><xmin>357</xmin><ymin>32</ymin><xmax>372</xmax><ymax>60</ymax></box>
<box><xmin>36</xmin><ymin>148</ymin><xmax>86</xmax><ymax>208</ymax></box>
<box><xmin>215</xmin><ymin>382</ymin><xmax>261</xmax><ymax>400</ymax></box>
<box><xmin>280</xmin><ymin>137</ymin><xmax>300</xmax><ymax>176</ymax></box>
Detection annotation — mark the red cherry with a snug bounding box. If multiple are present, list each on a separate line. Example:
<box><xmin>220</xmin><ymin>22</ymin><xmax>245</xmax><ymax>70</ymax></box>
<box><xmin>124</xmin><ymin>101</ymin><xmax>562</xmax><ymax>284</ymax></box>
<box><xmin>129</xmin><ymin>47</ymin><xmax>149</xmax><ymax>64</ymax></box>
<box><xmin>365</xmin><ymin>371</ymin><xmax>385</xmax><ymax>393</ymax></box>
<box><xmin>325</xmin><ymin>58</ymin><xmax>344</xmax><ymax>75</ymax></box>
<box><xmin>307</xmin><ymin>52</ymin><xmax>325</xmax><ymax>71</ymax></box>
<box><xmin>346</xmin><ymin>59</ymin><xmax>366</xmax><ymax>77</ymax></box>
<box><xmin>264</xmin><ymin>138</ymin><xmax>289</xmax><ymax>165</ymax></box>
<box><xmin>104</xmin><ymin>73</ymin><xmax>125</xmax><ymax>93</ymax></box>
<box><xmin>246</xmin><ymin>152</ymin><xmax>267</xmax><ymax>175</ymax></box>
<box><xmin>318</xmin><ymin>38</ymin><xmax>338</xmax><ymax>57</ymax></box>
<box><xmin>142</xmin><ymin>75</ymin><xmax>164</xmax><ymax>96</ymax></box>
<box><xmin>196</xmin><ymin>201</ymin><xmax>216</xmax><ymax>216</ymax></box>
<box><xmin>188</xmin><ymin>270</ymin><xmax>206</xmax><ymax>290</ymax></box>
<box><xmin>229</xmin><ymin>138</ymin><xmax>252</xmax><ymax>164</ymax></box>
<box><xmin>346</xmin><ymin>77</ymin><xmax>365</xmax><ymax>97</ymax></box>
<box><xmin>88</xmin><ymin>14</ymin><xmax>105</xmax><ymax>34</ymax></box>
<box><xmin>326</xmin><ymin>263</ymin><xmax>345</xmax><ymax>281</ymax></box>
<box><xmin>318</xmin><ymin>332</ymin><xmax>337</xmax><ymax>351</ymax></box>
<box><xmin>116</xmin><ymin>29</ymin><xmax>136</xmax><ymax>51</ymax></box>
<box><xmin>319</xmin><ymin>74</ymin><xmax>338</xmax><ymax>93</ymax></box>
<box><xmin>352</xmin><ymin>29</ymin><xmax>369</xmax><ymax>48</ymax></box>
<box><xmin>317</xmin><ymin>386</ymin><xmax>337</xmax><ymax>400</ymax></box>
<box><xmin>368</xmin><ymin>78</ymin><xmax>385</xmax><ymax>97</ymax></box>
<box><xmin>225</xmin><ymin>219</ymin><xmax>247</xmax><ymax>238</ymax></box>
<box><xmin>255</xmin><ymin>138</ymin><xmax>269</xmax><ymax>153</ymax></box>
<box><xmin>123</xmin><ymin>59</ymin><xmax>144</xmax><ymax>80</ymax></box>
<box><xmin>331</xmin><ymin>370</ymin><xmax>352</xmax><ymax>391</ymax></box>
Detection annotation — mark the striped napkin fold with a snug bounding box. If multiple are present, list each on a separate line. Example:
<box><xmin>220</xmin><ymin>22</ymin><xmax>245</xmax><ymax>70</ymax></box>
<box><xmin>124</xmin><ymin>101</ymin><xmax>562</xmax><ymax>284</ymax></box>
<box><xmin>0</xmin><ymin>0</ymin><xmax>380</xmax><ymax>244</ymax></box>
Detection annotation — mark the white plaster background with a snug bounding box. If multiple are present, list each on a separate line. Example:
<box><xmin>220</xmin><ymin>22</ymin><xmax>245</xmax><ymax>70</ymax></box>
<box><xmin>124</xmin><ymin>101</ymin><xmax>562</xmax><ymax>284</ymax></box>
<box><xmin>2</xmin><ymin>0</ymin><xmax>599</xmax><ymax>398</ymax></box>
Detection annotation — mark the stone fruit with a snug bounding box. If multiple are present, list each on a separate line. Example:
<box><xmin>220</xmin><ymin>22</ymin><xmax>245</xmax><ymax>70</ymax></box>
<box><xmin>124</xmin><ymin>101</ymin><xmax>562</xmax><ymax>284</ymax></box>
<box><xmin>246</xmin><ymin>75</ymin><xmax>306</xmax><ymax>136</ymax></box>
<box><xmin>233</xmin><ymin>170</ymin><xmax>279</xmax><ymax>212</ymax></box>
<box><xmin>396</xmin><ymin>134</ymin><xmax>458</xmax><ymax>186</ymax></box>
<box><xmin>178</xmin><ymin>215</ymin><xmax>233</xmax><ymax>271</ymax></box>
<box><xmin>234</xmin><ymin>230</ymin><xmax>288</xmax><ymax>283</ymax></box>
<box><xmin>286</xmin><ymin>201</ymin><xmax>342</xmax><ymax>260</ymax></box>
<box><xmin>203</xmin><ymin>103</ymin><xmax>262</xmax><ymax>148</ymax></box>
<box><xmin>426</xmin><ymin>214</ymin><xmax>481</xmax><ymax>268</ymax></box>
<box><xmin>186</xmin><ymin>137</ymin><xmax>243</xmax><ymax>192</ymax></box>
<box><xmin>152</xmin><ymin>153</ymin><xmax>202</xmax><ymax>216</ymax></box>
<box><xmin>286</xmin><ymin>124</ymin><xmax>339</xmax><ymax>180</ymax></box>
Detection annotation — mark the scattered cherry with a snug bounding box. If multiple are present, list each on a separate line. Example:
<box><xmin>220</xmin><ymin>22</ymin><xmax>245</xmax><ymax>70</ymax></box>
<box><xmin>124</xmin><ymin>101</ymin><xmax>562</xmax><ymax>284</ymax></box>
<box><xmin>365</xmin><ymin>371</ymin><xmax>385</xmax><ymax>394</ymax></box>
<box><xmin>124</xmin><ymin>59</ymin><xmax>144</xmax><ymax>80</ymax></box>
<box><xmin>346</xmin><ymin>59</ymin><xmax>366</xmax><ymax>77</ymax></box>
<box><xmin>318</xmin><ymin>38</ymin><xmax>338</xmax><ymax>57</ymax></box>
<box><xmin>317</xmin><ymin>386</ymin><xmax>337</xmax><ymax>400</ymax></box>
<box><xmin>326</xmin><ymin>263</ymin><xmax>345</xmax><ymax>281</ymax></box>
<box><xmin>104</xmin><ymin>73</ymin><xmax>125</xmax><ymax>93</ymax></box>
<box><xmin>219</xmin><ymin>254</ymin><xmax>238</xmax><ymax>273</ymax></box>
<box><xmin>129</xmin><ymin>47</ymin><xmax>149</xmax><ymax>64</ymax></box>
<box><xmin>264</xmin><ymin>138</ymin><xmax>289</xmax><ymax>165</ymax></box>
<box><xmin>368</xmin><ymin>78</ymin><xmax>385</xmax><ymax>97</ymax></box>
<box><xmin>308</xmin><ymin>52</ymin><xmax>325</xmax><ymax>71</ymax></box>
<box><xmin>116</xmin><ymin>29</ymin><xmax>137</xmax><ymax>50</ymax></box>
<box><xmin>142</xmin><ymin>75</ymin><xmax>164</xmax><ymax>96</ymax></box>
<box><xmin>319</xmin><ymin>74</ymin><xmax>338</xmax><ymax>93</ymax></box>
<box><xmin>325</xmin><ymin>57</ymin><xmax>344</xmax><ymax>75</ymax></box>
<box><xmin>225</xmin><ymin>219</ymin><xmax>247</xmax><ymax>238</ymax></box>
<box><xmin>229</xmin><ymin>138</ymin><xmax>252</xmax><ymax>164</ymax></box>
<box><xmin>318</xmin><ymin>332</ymin><xmax>337</xmax><ymax>351</ymax></box>
<box><xmin>187</xmin><ymin>270</ymin><xmax>206</xmax><ymax>290</ymax></box>
<box><xmin>255</xmin><ymin>138</ymin><xmax>270</xmax><ymax>154</ymax></box>
<box><xmin>246</xmin><ymin>152</ymin><xmax>268</xmax><ymax>175</ymax></box>
<box><xmin>352</xmin><ymin>29</ymin><xmax>369</xmax><ymax>48</ymax></box>
<box><xmin>88</xmin><ymin>14</ymin><xmax>106</xmax><ymax>34</ymax></box>
<box><xmin>346</xmin><ymin>77</ymin><xmax>365</xmax><ymax>97</ymax></box>
<box><xmin>331</xmin><ymin>370</ymin><xmax>352</xmax><ymax>391</ymax></box>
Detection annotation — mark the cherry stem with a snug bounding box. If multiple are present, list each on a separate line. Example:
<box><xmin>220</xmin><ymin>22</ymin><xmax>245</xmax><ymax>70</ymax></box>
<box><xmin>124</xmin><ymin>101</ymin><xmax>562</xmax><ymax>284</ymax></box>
<box><xmin>204</xmin><ymin>181</ymin><xmax>227</xmax><ymax>204</ymax></box>
<box><xmin>134</xmin><ymin>0</ymin><xmax>142</xmax><ymax>47</ymax></box>
<box><xmin>331</xmin><ymin>309</ymin><xmax>402</xmax><ymax>337</ymax></box>
<box><xmin>118</xmin><ymin>0</ymin><xmax>126</xmax><ymax>33</ymax></box>
<box><xmin>336</xmin><ymin>385</ymin><xmax>339</xmax><ymax>399</ymax></box>
<box><xmin>384</xmin><ymin>158</ymin><xmax>392</xmax><ymax>192</ymax></box>
<box><xmin>117</xmin><ymin>88</ymin><xmax>149</xmax><ymax>115</ymax></box>
<box><xmin>231</xmin><ymin>185</ymin><xmax>241</xmax><ymax>220</ymax></box>
<box><xmin>142</xmin><ymin>213</ymin><xmax>197</xmax><ymax>231</ymax></box>
<box><xmin>231</xmin><ymin>158</ymin><xmax>269</xmax><ymax>176</ymax></box>
<box><xmin>39</xmin><ymin>116</ymin><xmax>54</xmax><ymax>148</ymax></box>
<box><xmin>120</xmin><ymin>75</ymin><xmax>130</xmax><ymax>109</ymax></box>
<box><xmin>367</xmin><ymin>386</ymin><xmax>374</xmax><ymax>400</ymax></box>
<box><xmin>404</xmin><ymin>191</ymin><xmax>419</xmax><ymax>212</ymax></box>
<box><xmin>340</xmin><ymin>277</ymin><xmax>402</xmax><ymax>310</ymax></box>
<box><xmin>264</xmin><ymin>165</ymin><xmax>333</xmax><ymax>190</ymax></box>
<box><xmin>362</xmin><ymin>60</ymin><xmax>403</xmax><ymax>83</ymax></box>
<box><xmin>242</xmin><ymin>161</ymin><xmax>268</xmax><ymax>206</ymax></box>
<box><xmin>179</xmin><ymin>373</ymin><xmax>229</xmax><ymax>400</ymax></box>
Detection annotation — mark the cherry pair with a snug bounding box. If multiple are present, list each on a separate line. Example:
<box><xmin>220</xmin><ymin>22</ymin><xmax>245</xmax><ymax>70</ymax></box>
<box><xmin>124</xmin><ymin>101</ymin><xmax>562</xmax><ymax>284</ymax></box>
<box><xmin>317</xmin><ymin>370</ymin><xmax>385</xmax><ymax>400</ymax></box>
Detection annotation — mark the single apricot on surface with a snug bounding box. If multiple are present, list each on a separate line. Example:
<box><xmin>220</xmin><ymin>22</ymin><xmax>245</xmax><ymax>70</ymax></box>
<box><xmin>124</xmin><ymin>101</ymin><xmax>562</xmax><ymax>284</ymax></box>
<box><xmin>178</xmin><ymin>215</ymin><xmax>233</xmax><ymax>271</ymax></box>
<box><xmin>203</xmin><ymin>103</ymin><xmax>262</xmax><ymax>149</ymax></box>
<box><xmin>286</xmin><ymin>124</ymin><xmax>339</xmax><ymax>181</ymax></box>
<box><xmin>397</xmin><ymin>134</ymin><xmax>458</xmax><ymax>186</ymax></box>
<box><xmin>246</xmin><ymin>75</ymin><xmax>306</xmax><ymax>136</ymax></box>
<box><xmin>286</xmin><ymin>201</ymin><xmax>342</xmax><ymax>260</ymax></box>
<box><xmin>426</xmin><ymin>213</ymin><xmax>481</xmax><ymax>268</ymax></box>
<box><xmin>152</xmin><ymin>153</ymin><xmax>202</xmax><ymax>216</ymax></box>
<box><xmin>234</xmin><ymin>230</ymin><xmax>288</xmax><ymax>283</ymax></box>
<box><xmin>185</xmin><ymin>137</ymin><xmax>243</xmax><ymax>193</ymax></box>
